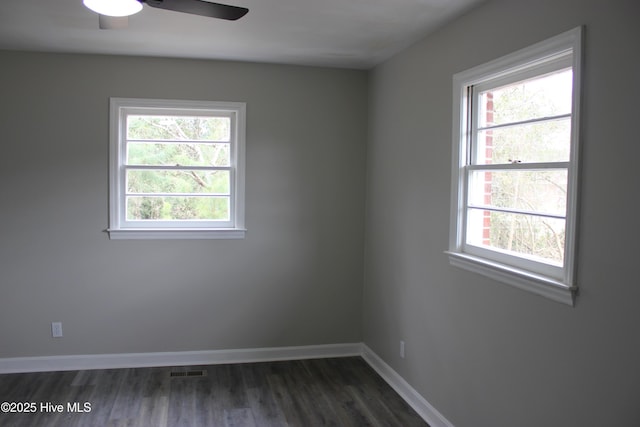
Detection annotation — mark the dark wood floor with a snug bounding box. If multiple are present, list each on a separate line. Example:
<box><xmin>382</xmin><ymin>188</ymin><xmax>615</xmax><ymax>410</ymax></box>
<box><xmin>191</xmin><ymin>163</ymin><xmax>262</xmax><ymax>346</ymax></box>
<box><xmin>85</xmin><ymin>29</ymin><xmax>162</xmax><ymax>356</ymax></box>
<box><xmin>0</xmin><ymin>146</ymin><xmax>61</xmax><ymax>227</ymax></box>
<box><xmin>0</xmin><ymin>356</ymin><xmax>428</xmax><ymax>426</ymax></box>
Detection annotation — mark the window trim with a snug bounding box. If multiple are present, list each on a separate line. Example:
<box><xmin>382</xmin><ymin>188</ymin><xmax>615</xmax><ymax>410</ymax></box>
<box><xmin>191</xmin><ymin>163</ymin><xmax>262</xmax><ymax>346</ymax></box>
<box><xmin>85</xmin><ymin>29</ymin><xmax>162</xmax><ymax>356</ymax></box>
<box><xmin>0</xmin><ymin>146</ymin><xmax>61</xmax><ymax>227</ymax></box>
<box><xmin>107</xmin><ymin>98</ymin><xmax>246</xmax><ymax>240</ymax></box>
<box><xmin>447</xmin><ymin>27</ymin><xmax>583</xmax><ymax>306</ymax></box>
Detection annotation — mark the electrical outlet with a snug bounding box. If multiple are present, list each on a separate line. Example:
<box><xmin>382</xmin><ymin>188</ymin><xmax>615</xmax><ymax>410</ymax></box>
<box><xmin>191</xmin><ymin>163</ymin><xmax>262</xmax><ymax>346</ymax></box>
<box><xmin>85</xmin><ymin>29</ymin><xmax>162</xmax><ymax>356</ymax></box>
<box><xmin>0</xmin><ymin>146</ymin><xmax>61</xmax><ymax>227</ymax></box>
<box><xmin>51</xmin><ymin>322</ymin><xmax>63</xmax><ymax>338</ymax></box>
<box><xmin>400</xmin><ymin>340</ymin><xmax>405</xmax><ymax>359</ymax></box>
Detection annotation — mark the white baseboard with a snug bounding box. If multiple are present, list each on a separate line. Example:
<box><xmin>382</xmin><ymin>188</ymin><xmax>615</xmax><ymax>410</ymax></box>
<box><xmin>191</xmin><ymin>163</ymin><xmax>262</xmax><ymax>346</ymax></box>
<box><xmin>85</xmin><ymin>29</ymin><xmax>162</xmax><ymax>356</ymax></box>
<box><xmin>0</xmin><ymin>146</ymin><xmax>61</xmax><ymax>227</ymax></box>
<box><xmin>362</xmin><ymin>344</ymin><xmax>455</xmax><ymax>427</ymax></box>
<box><xmin>0</xmin><ymin>343</ymin><xmax>362</xmax><ymax>374</ymax></box>
<box><xmin>0</xmin><ymin>342</ymin><xmax>454</xmax><ymax>427</ymax></box>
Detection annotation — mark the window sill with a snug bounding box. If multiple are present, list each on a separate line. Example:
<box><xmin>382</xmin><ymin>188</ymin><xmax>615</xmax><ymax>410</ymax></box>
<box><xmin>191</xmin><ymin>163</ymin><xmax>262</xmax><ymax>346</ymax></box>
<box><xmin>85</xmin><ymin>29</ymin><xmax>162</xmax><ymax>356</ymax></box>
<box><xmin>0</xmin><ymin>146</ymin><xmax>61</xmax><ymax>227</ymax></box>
<box><xmin>106</xmin><ymin>228</ymin><xmax>247</xmax><ymax>240</ymax></box>
<box><xmin>445</xmin><ymin>251</ymin><xmax>576</xmax><ymax>306</ymax></box>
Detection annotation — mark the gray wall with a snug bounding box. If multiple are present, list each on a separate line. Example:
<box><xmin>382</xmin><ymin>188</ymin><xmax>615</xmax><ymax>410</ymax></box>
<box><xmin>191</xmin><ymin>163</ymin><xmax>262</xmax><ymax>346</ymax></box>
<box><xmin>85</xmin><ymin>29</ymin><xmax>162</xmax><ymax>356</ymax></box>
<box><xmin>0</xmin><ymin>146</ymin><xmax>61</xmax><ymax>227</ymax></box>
<box><xmin>364</xmin><ymin>0</ymin><xmax>640</xmax><ymax>426</ymax></box>
<box><xmin>2</xmin><ymin>1</ymin><xmax>640</xmax><ymax>425</ymax></box>
<box><xmin>0</xmin><ymin>52</ymin><xmax>367</xmax><ymax>357</ymax></box>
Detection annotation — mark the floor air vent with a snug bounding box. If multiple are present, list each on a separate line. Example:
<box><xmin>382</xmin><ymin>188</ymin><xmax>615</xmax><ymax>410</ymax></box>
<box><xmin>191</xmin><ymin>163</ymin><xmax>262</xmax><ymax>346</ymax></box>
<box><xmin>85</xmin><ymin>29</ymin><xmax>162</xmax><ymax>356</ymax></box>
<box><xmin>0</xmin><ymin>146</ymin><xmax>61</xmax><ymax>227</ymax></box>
<box><xmin>170</xmin><ymin>370</ymin><xmax>207</xmax><ymax>378</ymax></box>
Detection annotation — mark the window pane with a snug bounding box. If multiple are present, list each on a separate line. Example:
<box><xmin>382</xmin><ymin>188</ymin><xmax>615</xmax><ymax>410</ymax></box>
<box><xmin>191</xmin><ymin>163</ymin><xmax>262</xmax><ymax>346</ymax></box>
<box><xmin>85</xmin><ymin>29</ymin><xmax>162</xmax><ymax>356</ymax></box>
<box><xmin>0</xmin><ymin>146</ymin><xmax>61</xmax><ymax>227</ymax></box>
<box><xmin>469</xmin><ymin>169</ymin><xmax>567</xmax><ymax>216</ymax></box>
<box><xmin>475</xmin><ymin>117</ymin><xmax>570</xmax><ymax>164</ymax></box>
<box><xmin>478</xmin><ymin>69</ymin><xmax>572</xmax><ymax>127</ymax></box>
<box><xmin>127</xmin><ymin>142</ymin><xmax>230</xmax><ymax>167</ymax></box>
<box><xmin>127</xmin><ymin>170</ymin><xmax>230</xmax><ymax>194</ymax></box>
<box><xmin>467</xmin><ymin>208</ymin><xmax>565</xmax><ymax>265</ymax></box>
<box><xmin>127</xmin><ymin>116</ymin><xmax>230</xmax><ymax>141</ymax></box>
<box><xmin>126</xmin><ymin>196</ymin><xmax>230</xmax><ymax>221</ymax></box>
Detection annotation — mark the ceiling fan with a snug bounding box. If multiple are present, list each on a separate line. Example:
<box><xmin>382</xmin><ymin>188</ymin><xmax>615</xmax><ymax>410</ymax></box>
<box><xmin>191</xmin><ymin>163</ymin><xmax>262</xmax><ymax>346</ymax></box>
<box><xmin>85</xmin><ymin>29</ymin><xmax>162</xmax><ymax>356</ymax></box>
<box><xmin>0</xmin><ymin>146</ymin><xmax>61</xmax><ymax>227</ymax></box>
<box><xmin>83</xmin><ymin>0</ymin><xmax>249</xmax><ymax>30</ymax></box>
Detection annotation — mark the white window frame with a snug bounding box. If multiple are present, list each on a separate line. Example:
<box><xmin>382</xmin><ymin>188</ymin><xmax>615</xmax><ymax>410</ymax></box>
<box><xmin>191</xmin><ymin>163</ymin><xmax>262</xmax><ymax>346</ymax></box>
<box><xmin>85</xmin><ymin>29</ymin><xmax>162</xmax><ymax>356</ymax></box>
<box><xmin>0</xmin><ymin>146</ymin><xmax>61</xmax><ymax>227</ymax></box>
<box><xmin>447</xmin><ymin>27</ymin><xmax>583</xmax><ymax>305</ymax></box>
<box><xmin>107</xmin><ymin>98</ymin><xmax>246</xmax><ymax>240</ymax></box>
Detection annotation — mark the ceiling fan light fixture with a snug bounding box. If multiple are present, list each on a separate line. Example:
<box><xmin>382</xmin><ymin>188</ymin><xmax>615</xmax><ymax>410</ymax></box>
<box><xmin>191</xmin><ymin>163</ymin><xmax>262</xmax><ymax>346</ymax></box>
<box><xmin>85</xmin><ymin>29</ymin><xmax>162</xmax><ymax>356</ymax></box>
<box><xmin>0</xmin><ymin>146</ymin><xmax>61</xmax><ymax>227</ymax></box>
<box><xmin>83</xmin><ymin>0</ymin><xmax>143</xmax><ymax>17</ymax></box>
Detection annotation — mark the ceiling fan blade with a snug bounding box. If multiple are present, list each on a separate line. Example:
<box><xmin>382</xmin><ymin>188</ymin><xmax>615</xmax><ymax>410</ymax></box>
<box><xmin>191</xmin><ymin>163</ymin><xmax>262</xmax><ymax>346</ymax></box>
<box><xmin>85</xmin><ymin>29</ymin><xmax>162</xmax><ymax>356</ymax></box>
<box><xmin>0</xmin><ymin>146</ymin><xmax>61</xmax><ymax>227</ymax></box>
<box><xmin>143</xmin><ymin>0</ymin><xmax>248</xmax><ymax>21</ymax></box>
<box><xmin>99</xmin><ymin>15</ymin><xmax>129</xmax><ymax>29</ymax></box>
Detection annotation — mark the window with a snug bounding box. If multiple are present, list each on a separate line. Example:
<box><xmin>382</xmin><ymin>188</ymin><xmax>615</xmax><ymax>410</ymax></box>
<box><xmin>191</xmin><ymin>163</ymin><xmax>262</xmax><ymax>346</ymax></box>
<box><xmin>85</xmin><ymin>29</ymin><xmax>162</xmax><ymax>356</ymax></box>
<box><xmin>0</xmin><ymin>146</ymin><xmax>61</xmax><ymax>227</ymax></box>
<box><xmin>448</xmin><ymin>27</ymin><xmax>582</xmax><ymax>305</ymax></box>
<box><xmin>108</xmin><ymin>98</ymin><xmax>246</xmax><ymax>239</ymax></box>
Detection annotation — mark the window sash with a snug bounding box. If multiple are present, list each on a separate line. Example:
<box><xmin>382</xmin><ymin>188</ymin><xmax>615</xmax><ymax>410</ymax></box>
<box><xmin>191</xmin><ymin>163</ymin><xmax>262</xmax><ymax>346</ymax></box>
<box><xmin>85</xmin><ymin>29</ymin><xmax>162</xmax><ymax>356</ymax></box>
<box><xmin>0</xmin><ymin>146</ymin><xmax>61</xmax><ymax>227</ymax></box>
<box><xmin>461</xmin><ymin>56</ymin><xmax>573</xmax><ymax>273</ymax></box>
<box><xmin>469</xmin><ymin>62</ymin><xmax>573</xmax><ymax>168</ymax></box>
<box><xmin>119</xmin><ymin>111</ymin><xmax>237</xmax><ymax>228</ymax></box>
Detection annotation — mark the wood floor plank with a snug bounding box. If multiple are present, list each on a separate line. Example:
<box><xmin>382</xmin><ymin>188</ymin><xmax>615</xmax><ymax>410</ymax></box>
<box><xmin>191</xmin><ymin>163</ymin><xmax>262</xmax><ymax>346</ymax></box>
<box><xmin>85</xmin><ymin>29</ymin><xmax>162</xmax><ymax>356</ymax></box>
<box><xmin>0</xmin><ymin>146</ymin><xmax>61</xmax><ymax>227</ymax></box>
<box><xmin>224</xmin><ymin>408</ymin><xmax>257</xmax><ymax>427</ymax></box>
<box><xmin>0</xmin><ymin>357</ymin><xmax>429</xmax><ymax>427</ymax></box>
<box><xmin>137</xmin><ymin>395</ymin><xmax>169</xmax><ymax>427</ymax></box>
<box><xmin>89</xmin><ymin>369</ymin><xmax>126</xmax><ymax>423</ymax></box>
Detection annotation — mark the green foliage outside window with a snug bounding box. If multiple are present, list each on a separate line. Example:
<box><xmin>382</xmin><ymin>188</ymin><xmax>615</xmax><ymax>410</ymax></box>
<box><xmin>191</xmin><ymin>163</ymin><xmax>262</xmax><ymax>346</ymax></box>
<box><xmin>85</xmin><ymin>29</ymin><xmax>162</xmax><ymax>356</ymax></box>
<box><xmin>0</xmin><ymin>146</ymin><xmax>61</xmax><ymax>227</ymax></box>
<box><xmin>125</xmin><ymin>116</ymin><xmax>232</xmax><ymax>222</ymax></box>
<box><xmin>472</xmin><ymin>69</ymin><xmax>572</xmax><ymax>264</ymax></box>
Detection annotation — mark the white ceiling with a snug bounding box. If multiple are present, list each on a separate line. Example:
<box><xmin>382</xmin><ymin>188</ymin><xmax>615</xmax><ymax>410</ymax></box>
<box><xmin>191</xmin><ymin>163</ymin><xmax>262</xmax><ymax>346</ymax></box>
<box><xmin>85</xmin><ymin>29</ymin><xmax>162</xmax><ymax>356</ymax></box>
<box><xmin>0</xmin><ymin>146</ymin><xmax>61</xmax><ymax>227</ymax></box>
<box><xmin>0</xmin><ymin>0</ymin><xmax>484</xmax><ymax>69</ymax></box>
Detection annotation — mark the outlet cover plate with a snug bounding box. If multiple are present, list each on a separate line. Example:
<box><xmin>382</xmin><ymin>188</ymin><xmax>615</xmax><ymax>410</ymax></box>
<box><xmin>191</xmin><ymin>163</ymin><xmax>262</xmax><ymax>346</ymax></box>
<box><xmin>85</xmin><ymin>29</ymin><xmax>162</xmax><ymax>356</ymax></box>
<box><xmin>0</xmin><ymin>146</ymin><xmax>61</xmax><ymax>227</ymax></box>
<box><xmin>51</xmin><ymin>322</ymin><xmax>63</xmax><ymax>338</ymax></box>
